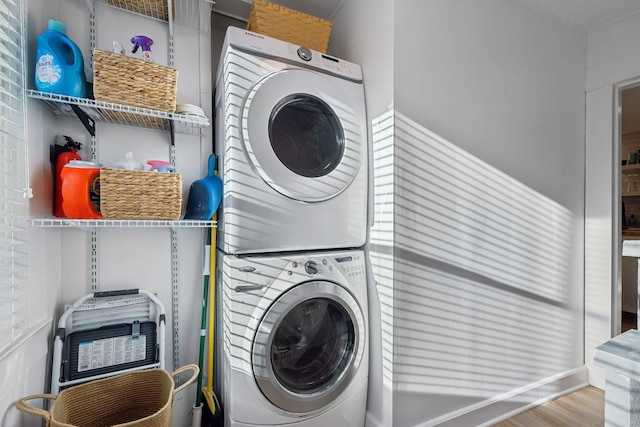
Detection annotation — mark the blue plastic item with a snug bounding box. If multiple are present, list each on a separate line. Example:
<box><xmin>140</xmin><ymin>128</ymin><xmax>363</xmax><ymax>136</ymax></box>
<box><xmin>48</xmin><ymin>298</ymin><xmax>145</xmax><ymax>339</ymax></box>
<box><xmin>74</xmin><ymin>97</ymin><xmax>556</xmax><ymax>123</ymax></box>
<box><xmin>184</xmin><ymin>154</ymin><xmax>223</xmax><ymax>220</ymax></box>
<box><xmin>35</xmin><ymin>19</ymin><xmax>87</xmax><ymax>98</ymax></box>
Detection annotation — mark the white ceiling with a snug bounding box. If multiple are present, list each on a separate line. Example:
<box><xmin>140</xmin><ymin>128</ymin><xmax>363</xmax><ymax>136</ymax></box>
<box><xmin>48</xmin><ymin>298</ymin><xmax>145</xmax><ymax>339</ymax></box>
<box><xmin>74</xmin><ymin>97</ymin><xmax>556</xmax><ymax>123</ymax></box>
<box><xmin>211</xmin><ymin>0</ymin><xmax>640</xmax><ymax>31</ymax></box>
<box><xmin>519</xmin><ymin>0</ymin><xmax>640</xmax><ymax>31</ymax></box>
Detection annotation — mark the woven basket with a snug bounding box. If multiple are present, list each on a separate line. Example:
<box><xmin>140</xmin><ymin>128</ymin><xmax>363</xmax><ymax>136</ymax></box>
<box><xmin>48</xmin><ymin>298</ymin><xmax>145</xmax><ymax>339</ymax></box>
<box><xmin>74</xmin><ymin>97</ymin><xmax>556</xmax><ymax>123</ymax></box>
<box><xmin>16</xmin><ymin>365</ymin><xmax>199</xmax><ymax>427</ymax></box>
<box><xmin>104</xmin><ymin>0</ymin><xmax>174</xmax><ymax>22</ymax></box>
<box><xmin>93</xmin><ymin>49</ymin><xmax>178</xmax><ymax>113</ymax></box>
<box><xmin>100</xmin><ymin>168</ymin><xmax>183</xmax><ymax>220</ymax></box>
<box><xmin>246</xmin><ymin>0</ymin><xmax>332</xmax><ymax>53</ymax></box>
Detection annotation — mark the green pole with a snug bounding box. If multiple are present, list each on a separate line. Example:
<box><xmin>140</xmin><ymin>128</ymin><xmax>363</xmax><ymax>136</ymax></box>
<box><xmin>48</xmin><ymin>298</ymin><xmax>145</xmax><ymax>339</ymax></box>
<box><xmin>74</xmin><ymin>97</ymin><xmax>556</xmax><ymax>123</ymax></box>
<box><xmin>195</xmin><ymin>228</ymin><xmax>211</xmax><ymax>406</ymax></box>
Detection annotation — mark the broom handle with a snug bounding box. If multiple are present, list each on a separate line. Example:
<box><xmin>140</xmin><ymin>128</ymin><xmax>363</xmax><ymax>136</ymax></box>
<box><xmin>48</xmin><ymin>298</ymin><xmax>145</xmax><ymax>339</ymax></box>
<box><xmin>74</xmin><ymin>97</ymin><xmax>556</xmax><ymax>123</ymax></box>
<box><xmin>196</xmin><ymin>228</ymin><xmax>212</xmax><ymax>406</ymax></box>
<box><xmin>207</xmin><ymin>225</ymin><xmax>217</xmax><ymax>390</ymax></box>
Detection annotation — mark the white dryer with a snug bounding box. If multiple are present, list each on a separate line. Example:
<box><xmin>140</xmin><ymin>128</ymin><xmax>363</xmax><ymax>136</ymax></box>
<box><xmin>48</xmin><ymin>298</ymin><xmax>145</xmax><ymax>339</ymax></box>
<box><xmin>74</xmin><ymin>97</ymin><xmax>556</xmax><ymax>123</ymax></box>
<box><xmin>215</xmin><ymin>27</ymin><xmax>368</xmax><ymax>255</ymax></box>
<box><xmin>216</xmin><ymin>249</ymin><xmax>368</xmax><ymax>427</ymax></box>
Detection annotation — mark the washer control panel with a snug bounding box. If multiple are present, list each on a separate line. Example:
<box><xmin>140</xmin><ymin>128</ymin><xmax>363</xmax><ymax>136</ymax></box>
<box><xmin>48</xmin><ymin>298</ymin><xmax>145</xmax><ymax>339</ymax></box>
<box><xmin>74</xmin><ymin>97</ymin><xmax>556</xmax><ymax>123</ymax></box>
<box><xmin>304</xmin><ymin>260</ymin><xmax>318</xmax><ymax>274</ymax></box>
<box><xmin>289</xmin><ymin>251</ymin><xmax>366</xmax><ymax>281</ymax></box>
<box><xmin>332</xmin><ymin>253</ymin><xmax>366</xmax><ymax>281</ymax></box>
<box><xmin>225</xmin><ymin>250</ymin><xmax>366</xmax><ymax>296</ymax></box>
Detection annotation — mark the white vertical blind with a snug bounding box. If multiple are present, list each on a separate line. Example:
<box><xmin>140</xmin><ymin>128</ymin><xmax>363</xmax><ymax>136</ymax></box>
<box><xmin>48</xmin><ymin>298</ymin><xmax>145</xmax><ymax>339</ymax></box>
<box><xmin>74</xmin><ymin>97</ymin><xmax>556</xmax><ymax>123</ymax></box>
<box><xmin>0</xmin><ymin>0</ymin><xmax>30</xmax><ymax>354</ymax></box>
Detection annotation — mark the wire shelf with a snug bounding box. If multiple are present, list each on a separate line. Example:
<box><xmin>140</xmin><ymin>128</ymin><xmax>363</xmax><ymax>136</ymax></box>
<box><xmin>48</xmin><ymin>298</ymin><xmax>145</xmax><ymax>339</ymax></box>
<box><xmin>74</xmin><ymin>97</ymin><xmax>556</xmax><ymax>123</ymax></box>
<box><xmin>97</xmin><ymin>0</ymin><xmax>172</xmax><ymax>22</ymax></box>
<box><xmin>30</xmin><ymin>218</ymin><xmax>216</xmax><ymax>228</ymax></box>
<box><xmin>27</xmin><ymin>90</ymin><xmax>209</xmax><ymax>135</ymax></box>
<box><xmin>95</xmin><ymin>0</ymin><xmax>214</xmax><ymax>31</ymax></box>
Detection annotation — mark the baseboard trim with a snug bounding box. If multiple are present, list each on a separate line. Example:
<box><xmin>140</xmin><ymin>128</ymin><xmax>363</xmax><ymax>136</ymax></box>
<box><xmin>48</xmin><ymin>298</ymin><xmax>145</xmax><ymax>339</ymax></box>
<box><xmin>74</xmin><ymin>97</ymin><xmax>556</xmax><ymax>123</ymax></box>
<box><xmin>364</xmin><ymin>367</ymin><xmax>589</xmax><ymax>427</ymax></box>
<box><xmin>434</xmin><ymin>366</ymin><xmax>589</xmax><ymax>427</ymax></box>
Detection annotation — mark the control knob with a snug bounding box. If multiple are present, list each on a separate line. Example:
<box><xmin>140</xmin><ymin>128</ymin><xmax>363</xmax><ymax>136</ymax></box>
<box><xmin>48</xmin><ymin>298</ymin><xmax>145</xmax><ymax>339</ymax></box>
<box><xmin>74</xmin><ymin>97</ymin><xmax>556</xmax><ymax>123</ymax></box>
<box><xmin>297</xmin><ymin>46</ymin><xmax>312</xmax><ymax>61</ymax></box>
<box><xmin>304</xmin><ymin>260</ymin><xmax>318</xmax><ymax>275</ymax></box>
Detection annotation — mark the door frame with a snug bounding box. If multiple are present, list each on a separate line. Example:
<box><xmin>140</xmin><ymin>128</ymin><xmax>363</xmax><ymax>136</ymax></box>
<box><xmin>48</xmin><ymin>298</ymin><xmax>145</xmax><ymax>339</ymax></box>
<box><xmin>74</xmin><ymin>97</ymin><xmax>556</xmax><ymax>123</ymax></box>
<box><xmin>585</xmin><ymin>75</ymin><xmax>640</xmax><ymax>389</ymax></box>
<box><xmin>614</xmin><ymin>78</ymin><xmax>640</xmax><ymax>333</ymax></box>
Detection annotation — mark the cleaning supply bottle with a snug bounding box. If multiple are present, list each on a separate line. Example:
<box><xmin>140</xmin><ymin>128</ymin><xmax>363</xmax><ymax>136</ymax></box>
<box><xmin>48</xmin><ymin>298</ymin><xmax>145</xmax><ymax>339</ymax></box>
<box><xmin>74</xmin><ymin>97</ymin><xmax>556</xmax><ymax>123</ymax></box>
<box><xmin>147</xmin><ymin>160</ymin><xmax>175</xmax><ymax>172</ymax></box>
<box><xmin>35</xmin><ymin>19</ymin><xmax>87</xmax><ymax>98</ymax></box>
<box><xmin>60</xmin><ymin>160</ymin><xmax>102</xmax><ymax>219</ymax></box>
<box><xmin>54</xmin><ymin>136</ymin><xmax>82</xmax><ymax>218</ymax></box>
<box><xmin>131</xmin><ymin>35</ymin><xmax>154</xmax><ymax>62</ymax></box>
<box><xmin>113</xmin><ymin>152</ymin><xmax>144</xmax><ymax>170</ymax></box>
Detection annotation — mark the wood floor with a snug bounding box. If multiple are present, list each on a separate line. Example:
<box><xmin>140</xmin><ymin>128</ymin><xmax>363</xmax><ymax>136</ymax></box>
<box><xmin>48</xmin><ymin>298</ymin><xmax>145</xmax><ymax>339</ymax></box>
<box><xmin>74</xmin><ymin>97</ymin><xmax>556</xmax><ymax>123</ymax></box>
<box><xmin>491</xmin><ymin>317</ymin><xmax>636</xmax><ymax>426</ymax></box>
<box><xmin>491</xmin><ymin>386</ymin><xmax>604</xmax><ymax>427</ymax></box>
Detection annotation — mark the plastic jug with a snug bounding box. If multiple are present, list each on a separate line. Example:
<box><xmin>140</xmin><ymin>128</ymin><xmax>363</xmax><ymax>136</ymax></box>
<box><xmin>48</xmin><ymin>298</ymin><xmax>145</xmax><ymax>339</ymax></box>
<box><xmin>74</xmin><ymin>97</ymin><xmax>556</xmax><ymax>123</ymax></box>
<box><xmin>113</xmin><ymin>152</ymin><xmax>144</xmax><ymax>170</ymax></box>
<box><xmin>54</xmin><ymin>146</ymin><xmax>81</xmax><ymax>217</ymax></box>
<box><xmin>60</xmin><ymin>161</ymin><xmax>102</xmax><ymax>219</ymax></box>
<box><xmin>35</xmin><ymin>19</ymin><xmax>87</xmax><ymax>98</ymax></box>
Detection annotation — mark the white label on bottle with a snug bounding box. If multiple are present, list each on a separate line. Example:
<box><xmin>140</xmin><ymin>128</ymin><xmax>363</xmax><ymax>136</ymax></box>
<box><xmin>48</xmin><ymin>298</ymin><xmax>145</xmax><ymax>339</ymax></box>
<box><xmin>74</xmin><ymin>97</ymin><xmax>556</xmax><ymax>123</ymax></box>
<box><xmin>36</xmin><ymin>53</ymin><xmax>61</xmax><ymax>87</ymax></box>
<box><xmin>77</xmin><ymin>334</ymin><xmax>147</xmax><ymax>372</ymax></box>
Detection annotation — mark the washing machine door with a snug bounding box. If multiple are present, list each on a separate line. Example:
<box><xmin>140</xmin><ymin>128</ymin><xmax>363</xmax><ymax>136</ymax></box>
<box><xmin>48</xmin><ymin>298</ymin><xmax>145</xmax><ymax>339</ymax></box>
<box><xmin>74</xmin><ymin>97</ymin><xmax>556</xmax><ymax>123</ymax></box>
<box><xmin>252</xmin><ymin>280</ymin><xmax>366</xmax><ymax>413</ymax></box>
<box><xmin>241</xmin><ymin>68</ymin><xmax>364</xmax><ymax>202</ymax></box>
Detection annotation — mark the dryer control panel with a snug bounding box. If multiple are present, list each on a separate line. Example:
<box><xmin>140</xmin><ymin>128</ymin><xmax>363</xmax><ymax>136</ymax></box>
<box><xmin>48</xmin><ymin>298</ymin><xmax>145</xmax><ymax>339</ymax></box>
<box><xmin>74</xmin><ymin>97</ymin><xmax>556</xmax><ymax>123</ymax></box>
<box><xmin>225</xmin><ymin>26</ymin><xmax>363</xmax><ymax>82</ymax></box>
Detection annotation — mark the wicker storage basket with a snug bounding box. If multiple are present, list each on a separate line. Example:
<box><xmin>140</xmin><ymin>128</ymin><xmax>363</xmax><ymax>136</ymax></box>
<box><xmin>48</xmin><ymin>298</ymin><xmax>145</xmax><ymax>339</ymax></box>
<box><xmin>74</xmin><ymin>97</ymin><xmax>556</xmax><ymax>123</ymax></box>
<box><xmin>93</xmin><ymin>48</ymin><xmax>178</xmax><ymax>112</ymax></box>
<box><xmin>16</xmin><ymin>365</ymin><xmax>199</xmax><ymax>427</ymax></box>
<box><xmin>100</xmin><ymin>168</ymin><xmax>183</xmax><ymax>220</ymax></box>
<box><xmin>246</xmin><ymin>0</ymin><xmax>332</xmax><ymax>53</ymax></box>
<box><xmin>103</xmin><ymin>0</ymin><xmax>174</xmax><ymax>22</ymax></box>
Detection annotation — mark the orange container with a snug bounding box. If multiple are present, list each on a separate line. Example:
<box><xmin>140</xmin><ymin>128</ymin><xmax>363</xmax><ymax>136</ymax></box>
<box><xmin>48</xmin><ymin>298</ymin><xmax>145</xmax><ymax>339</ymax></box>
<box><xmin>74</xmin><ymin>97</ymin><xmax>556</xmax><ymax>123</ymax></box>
<box><xmin>60</xmin><ymin>161</ymin><xmax>102</xmax><ymax>219</ymax></box>
<box><xmin>54</xmin><ymin>149</ymin><xmax>81</xmax><ymax>217</ymax></box>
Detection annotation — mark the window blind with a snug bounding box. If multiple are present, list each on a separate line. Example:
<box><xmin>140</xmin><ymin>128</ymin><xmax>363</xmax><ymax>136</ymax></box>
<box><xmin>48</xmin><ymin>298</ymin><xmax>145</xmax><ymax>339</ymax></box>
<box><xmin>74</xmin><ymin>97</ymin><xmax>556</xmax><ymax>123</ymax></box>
<box><xmin>0</xmin><ymin>0</ymin><xmax>30</xmax><ymax>354</ymax></box>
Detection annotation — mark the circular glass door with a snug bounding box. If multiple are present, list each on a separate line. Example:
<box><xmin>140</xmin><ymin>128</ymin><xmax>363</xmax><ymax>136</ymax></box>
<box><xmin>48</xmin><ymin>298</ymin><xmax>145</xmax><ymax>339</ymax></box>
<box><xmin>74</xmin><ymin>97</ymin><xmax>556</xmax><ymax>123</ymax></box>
<box><xmin>269</xmin><ymin>94</ymin><xmax>344</xmax><ymax>178</ymax></box>
<box><xmin>252</xmin><ymin>281</ymin><xmax>365</xmax><ymax>413</ymax></box>
<box><xmin>241</xmin><ymin>69</ymin><xmax>363</xmax><ymax>202</ymax></box>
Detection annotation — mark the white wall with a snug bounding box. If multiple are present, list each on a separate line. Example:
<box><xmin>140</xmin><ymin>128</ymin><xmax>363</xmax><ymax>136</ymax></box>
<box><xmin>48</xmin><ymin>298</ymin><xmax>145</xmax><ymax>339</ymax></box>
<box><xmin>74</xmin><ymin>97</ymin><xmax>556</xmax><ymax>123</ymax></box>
<box><xmin>335</xmin><ymin>0</ymin><xmax>590</xmax><ymax>425</ymax></box>
<box><xmin>329</xmin><ymin>0</ymin><xmax>393</xmax><ymax>120</ymax></box>
<box><xmin>1</xmin><ymin>1</ymin><xmax>212</xmax><ymax>425</ymax></box>
<box><xmin>389</xmin><ymin>1</ymin><xmax>587</xmax><ymax>425</ymax></box>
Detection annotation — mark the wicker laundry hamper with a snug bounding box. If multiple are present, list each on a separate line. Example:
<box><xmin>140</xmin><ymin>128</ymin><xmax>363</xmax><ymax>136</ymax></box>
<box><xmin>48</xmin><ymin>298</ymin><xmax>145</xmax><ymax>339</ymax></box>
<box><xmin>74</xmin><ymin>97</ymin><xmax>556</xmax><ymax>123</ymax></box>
<box><xmin>16</xmin><ymin>364</ymin><xmax>198</xmax><ymax>427</ymax></box>
<box><xmin>246</xmin><ymin>0</ymin><xmax>332</xmax><ymax>53</ymax></box>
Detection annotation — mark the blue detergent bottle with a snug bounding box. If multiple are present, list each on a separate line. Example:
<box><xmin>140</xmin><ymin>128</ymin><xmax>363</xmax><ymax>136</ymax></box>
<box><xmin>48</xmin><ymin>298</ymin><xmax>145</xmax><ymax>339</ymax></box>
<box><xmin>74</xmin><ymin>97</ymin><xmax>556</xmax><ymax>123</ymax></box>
<box><xmin>35</xmin><ymin>19</ymin><xmax>86</xmax><ymax>98</ymax></box>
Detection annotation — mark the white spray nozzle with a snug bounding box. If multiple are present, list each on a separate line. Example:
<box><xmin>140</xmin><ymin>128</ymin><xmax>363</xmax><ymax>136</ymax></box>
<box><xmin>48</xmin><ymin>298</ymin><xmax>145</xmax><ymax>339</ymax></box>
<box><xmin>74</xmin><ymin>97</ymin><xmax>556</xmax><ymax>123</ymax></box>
<box><xmin>113</xmin><ymin>41</ymin><xmax>124</xmax><ymax>55</ymax></box>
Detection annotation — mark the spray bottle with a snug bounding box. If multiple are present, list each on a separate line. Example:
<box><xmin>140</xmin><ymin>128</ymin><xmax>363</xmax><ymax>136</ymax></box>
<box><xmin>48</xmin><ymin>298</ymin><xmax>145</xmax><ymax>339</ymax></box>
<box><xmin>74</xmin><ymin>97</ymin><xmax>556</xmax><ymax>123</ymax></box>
<box><xmin>147</xmin><ymin>160</ymin><xmax>175</xmax><ymax>172</ymax></box>
<box><xmin>131</xmin><ymin>35</ymin><xmax>154</xmax><ymax>62</ymax></box>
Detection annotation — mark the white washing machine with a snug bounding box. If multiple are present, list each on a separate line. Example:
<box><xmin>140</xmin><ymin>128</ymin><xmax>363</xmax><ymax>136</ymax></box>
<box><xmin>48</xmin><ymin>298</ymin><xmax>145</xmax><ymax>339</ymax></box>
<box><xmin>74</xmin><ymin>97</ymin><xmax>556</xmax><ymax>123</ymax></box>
<box><xmin>216</xmin><ymin>249</ymin><xmax>368</xmax><ymax>426</ymax></box>
<box><xmin>215</xmin><ymin>26</ymin><xmax>368</xmax><ymax>255</ymax></box>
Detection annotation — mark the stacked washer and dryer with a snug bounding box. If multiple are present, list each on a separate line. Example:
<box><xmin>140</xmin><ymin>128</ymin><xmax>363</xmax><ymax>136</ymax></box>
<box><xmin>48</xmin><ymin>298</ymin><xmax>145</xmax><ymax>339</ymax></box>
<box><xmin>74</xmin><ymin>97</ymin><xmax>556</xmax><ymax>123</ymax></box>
<box><xmin>214</xmin><ymin>27</ymin><xmax>369</xmax><ymax>427</ymax></box>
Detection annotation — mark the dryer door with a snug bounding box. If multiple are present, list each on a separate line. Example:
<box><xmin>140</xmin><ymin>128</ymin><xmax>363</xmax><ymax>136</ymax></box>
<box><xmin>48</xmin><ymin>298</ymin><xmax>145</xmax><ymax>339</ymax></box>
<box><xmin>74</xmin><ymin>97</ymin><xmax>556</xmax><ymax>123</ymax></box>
<box><xmin>252</xmin><ymin>280</ymin><xmax>366</xmax><ymax>413</ymax></box>
<box><xmin>241</xmin><ymin>68</ymin><xmax>364</xmax><ymax>202</ymax></box>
